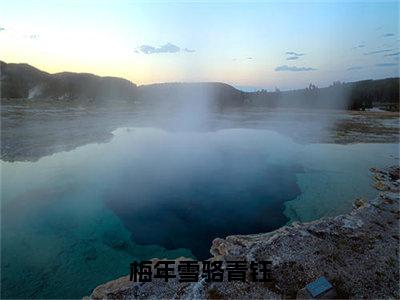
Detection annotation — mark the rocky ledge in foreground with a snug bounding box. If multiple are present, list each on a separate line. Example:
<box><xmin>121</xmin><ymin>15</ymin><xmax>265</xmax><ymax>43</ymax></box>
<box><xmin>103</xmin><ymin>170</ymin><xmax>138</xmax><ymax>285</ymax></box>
<box><xmin>89</xmin><ymin>166</ymin><xmax>399</xmax><ymax>299</ymax></box>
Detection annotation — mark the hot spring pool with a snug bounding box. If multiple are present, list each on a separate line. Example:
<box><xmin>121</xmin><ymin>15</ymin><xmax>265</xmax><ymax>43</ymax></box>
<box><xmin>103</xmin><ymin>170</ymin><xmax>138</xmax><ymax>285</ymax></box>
<box><xmin>1</xmin><ymin>127</ymin><xmax>398</xmax><ymax>298</ymax></box>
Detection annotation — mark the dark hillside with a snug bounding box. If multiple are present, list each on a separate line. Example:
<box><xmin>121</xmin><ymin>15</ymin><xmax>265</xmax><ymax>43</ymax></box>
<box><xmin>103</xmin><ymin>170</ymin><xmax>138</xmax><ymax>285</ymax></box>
<box><xmin>0</xmin><ymin>61</ymin><xmax>137</xmax><ymax>103</ymax></box>
<box><xmin>1</xmin><ymin>61</ymin><xmax>398</xmax><ymax>110</ymax></box>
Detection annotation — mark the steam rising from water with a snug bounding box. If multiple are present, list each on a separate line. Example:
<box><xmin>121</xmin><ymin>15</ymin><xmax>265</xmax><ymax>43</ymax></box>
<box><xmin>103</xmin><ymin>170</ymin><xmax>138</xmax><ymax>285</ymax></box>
<box><xmin>134</xmin><ymin>82</ymin><xmax>353</xmax><ymax>144</ymax></box>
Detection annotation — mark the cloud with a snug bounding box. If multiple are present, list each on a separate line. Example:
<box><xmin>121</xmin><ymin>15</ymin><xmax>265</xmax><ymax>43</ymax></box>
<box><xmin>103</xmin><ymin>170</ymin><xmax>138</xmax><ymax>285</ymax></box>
<box><xmin>375</xmin><ymin>63</ymin><xmax>397</xmax><ymax>67</ymax></box>
<box><xmin>347</xmin><ymin>66</ymin><xmax>363</xmax><ymax>71</ymax></box>
<box><xmin>364</xmin><ymin>48</ymin><xmax>395</xmax><ymax>55</ymax></box>
<box><xmin>285</xmin><ymin>51</ymin><xmax>305</xmax><ymax>56</ymax></box>
<box><xmin>352</xmin><ymin>44</ymin><xmax>365</xmax><ymax>49</ymax></box>
<box><xmin>138</xmin><ymin>43</ymin><xmax>180</xmax><ymax>54</ymax></box>
<box><xmin>275</xmin><ymin>65</ymin><xmax>316</xmax><ymax>72</ymax></box>
<box><xmin>384</xmin><ymin>52</ymin><xmax>400</xmax><ymax>57</ymax></box>
<box><xmin>0</xmin><ymin>26</ymin><xmax>4</xmax><ymax>31</ymax></box>
<box><xmin>383</xmin><ymin>33</ymin><xmax>395</xmax><ymax>37</ymax></box>
<box><xmin>285</xmin><ymin>51</ymin><xmax>305</xmax><ymax>61</ymax></box>
<box><xmin>136</xmin><ymin>43</ymin><xmax>196</xmax><ymax>54</ymax></box>
<box><xmin>247</xmin><ymin>57</ymin><xmax>253</xmax><ymax>60</ymax></box>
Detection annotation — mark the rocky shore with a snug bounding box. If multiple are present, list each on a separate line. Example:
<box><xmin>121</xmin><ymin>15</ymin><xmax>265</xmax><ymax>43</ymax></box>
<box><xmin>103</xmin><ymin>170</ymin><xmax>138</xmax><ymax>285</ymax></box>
<box><xmin>89</xmin><ymin>166</ymin><xmax>399</xmax><ymax>299</ymax></box>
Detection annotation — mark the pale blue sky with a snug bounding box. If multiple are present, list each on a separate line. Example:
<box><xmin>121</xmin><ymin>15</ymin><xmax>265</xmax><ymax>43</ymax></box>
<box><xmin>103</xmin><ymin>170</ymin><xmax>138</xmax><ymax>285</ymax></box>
<box><xmin>0</xmin><ymin>0</ymin><xmax>399</xmax><ymax>90</ymax></box>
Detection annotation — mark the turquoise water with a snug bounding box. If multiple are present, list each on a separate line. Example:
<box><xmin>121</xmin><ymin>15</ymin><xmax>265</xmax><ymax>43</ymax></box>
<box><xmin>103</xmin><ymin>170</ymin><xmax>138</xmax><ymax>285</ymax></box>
<box><xmin>1</xmin><ymin>127</ymin><xmax>398</xmax><ymax>298</ymax></box>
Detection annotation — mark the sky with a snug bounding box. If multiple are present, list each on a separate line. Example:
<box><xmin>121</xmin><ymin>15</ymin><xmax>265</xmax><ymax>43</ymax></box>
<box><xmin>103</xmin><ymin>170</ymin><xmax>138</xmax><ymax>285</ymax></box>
<box><xmin>0</xmin><ymin>0</ymin><xmax>399</xmax><ymax>90</ymax></box>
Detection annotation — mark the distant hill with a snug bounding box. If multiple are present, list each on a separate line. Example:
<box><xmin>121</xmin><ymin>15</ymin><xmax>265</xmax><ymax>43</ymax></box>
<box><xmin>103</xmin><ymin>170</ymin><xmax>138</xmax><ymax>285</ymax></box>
<box><xmin>0</xmin><ymin>61</ymin><xmax>137</xmax><ymax>103</ymax></box>
<box><xmin>1</xmin><ymin>61</ymin><xmax>398</xmax><ymax>110</ymax></box>
<box><xmin>247</xmin><ymin>79</ymin><xmax>400</xmax><ymax>110</ymax></box>
<box><xmin>137</xmin><ymin>82</ymin><xmax>246</xmax><ymax>110</ymax></box>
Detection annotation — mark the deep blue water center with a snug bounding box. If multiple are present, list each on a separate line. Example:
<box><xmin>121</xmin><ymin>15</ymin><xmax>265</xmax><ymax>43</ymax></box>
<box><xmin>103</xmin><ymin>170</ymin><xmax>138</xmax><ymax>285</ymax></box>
<box><xmin>1</xmin><ymin>126</ymin><xmax>398</xmax><ymax>298</ymax></box>
<box><xmin>106</xmin><ymin>162</ymin><xmax>301</xmax><ymax>259</ymax></box>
